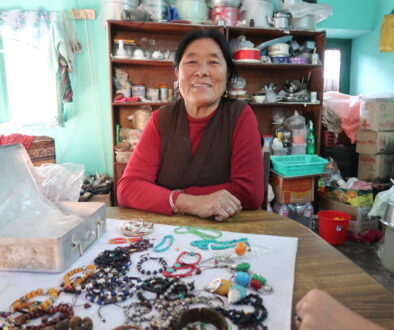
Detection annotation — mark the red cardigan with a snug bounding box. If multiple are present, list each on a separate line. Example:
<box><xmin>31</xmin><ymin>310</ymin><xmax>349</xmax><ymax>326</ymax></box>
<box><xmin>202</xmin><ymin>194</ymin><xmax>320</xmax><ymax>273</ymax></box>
<box><xmin>117</xmin><ymin>104</ymin><xmax>264</xmax><ymax>214</ymax></box>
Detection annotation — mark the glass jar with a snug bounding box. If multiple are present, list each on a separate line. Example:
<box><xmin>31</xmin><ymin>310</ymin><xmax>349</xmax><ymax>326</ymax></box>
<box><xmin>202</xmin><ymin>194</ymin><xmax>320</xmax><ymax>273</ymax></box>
<box><xmin>158</xmin><ymin>84</ymin><xmax>168</xmax><ymax>102</ymax></box>
<box><xmin>113</xmin><ymin>39</ymin><xmax>136</xmax><ymax>57</ymax></box>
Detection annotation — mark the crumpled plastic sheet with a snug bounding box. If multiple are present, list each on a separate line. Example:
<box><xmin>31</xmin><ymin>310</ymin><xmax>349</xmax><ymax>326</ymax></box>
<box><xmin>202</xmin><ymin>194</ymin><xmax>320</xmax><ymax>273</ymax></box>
<box><xmin>281</xmin><ymin>3</ymin><xmax>332</xmax><ymax>22</ymax></box>
<box><xmin>35</xmin><ymin>163</ymin><xmax>85</xmax><ymax>202</ymax></box>
<box><xmin>0</xmin><ymin>147</ymin><xmax>83</xmax><ymax>239</ymax></box>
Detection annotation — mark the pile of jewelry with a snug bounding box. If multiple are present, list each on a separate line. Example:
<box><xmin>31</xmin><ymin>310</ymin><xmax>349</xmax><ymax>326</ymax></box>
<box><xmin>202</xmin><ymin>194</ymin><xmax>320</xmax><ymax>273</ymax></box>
<box><xmin>1</xmin><ymin>220</ymin><xmax>274</xmax><ymax>330</ymax></box>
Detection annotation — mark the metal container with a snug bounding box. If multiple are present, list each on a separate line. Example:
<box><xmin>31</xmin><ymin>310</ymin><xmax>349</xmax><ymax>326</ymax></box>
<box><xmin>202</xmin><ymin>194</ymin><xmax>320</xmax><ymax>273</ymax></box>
<box><xmin>382</xmin><ymin>200</ymin><xmax>394</xmax><ymax>228</ymax></box>
<box><xmin>0</xmin><ymin>144</ymin><xmax>106</xmax><ymax>273</ymax></box>
<box><xmin>380</xmin><ymin>201</ymin><xmax>394</xmax><ymax>273</ymax></box>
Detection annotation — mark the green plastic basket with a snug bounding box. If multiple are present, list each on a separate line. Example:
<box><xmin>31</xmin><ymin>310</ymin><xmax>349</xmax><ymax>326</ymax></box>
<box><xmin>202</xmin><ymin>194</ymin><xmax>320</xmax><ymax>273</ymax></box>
<box><xmin>271</xmin><ymin>155</ymin><xmax>328</xmax><ymax>176</ymax></box>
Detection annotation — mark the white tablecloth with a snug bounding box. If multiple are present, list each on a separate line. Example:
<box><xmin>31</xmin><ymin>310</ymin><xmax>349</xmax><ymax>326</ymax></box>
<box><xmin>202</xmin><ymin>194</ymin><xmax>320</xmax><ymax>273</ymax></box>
<box><xmin>0</xmin><ymin>219</ymin><xmax>298</xmax><ymax>330</ymax></box>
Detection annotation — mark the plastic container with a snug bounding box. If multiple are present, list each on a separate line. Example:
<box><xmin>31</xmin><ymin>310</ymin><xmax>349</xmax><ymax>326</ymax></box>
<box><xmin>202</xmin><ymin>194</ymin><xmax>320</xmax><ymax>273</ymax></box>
<box><xmin>101</xmin><ymin>0</ymin><xmax>139</xmax><ymax>23</ymax></box>
<box><xmin>115</xmin><ymin>151</ymin><xmax>132</xmax><ymax>163</ymax></box>
<box><xmin>318</xmin><ymin>210</ymin><xmax>351</xmax><ymax>245</ymax></box>
<box><xmin>271</xmin><ymin>154</ymin><xmax>328</xmax><ymax>176</ymax></box>
<box><xmin>291</xmin><ymin>143</ymin><xmax>306</xmax><ymax>155</ymax></box>
<box><xmin>292</xmin><ymin>128</ymin><xmax>306</xmax><ymax>144</ymax></box>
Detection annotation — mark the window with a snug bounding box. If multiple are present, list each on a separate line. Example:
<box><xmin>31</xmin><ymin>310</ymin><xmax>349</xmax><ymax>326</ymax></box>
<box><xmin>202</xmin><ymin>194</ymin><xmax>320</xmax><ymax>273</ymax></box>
<box><xmin>0</xmin><ymin>9</ymin><xmax>77</xmax><ymax>128</ymax></box>
<box><xmin>1</xmin><ymin>36</ymin><xmax>60</xmax><ymax>127</ymax></box>
<box><xmin>324</xmin><ymin>49</ymin><xmax>341</xmax><ymax>92</ymax></box>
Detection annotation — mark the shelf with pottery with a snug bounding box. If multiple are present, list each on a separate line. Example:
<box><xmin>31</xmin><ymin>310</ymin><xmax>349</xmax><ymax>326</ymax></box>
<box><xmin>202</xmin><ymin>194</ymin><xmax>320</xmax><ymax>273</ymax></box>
<box><xmin>107</xmin><ymin>21</ymin><xmax>325</xmax><ymax>204</ymax></box>
<box><xmin>234</xmin><ymin>62</ymin><xmax>322</xmax><ymax>70</ymax></box>
<box><xmin>111</xmin><ymin>58</ymin><xmax>174</xmax><ymax>66</ymax></box>
<box><xmin>112</xmin><ymin>102</ymin><xmax>169</xmax><ymax>106</ymax></box>
<box><xmin>250</xmin><ymin>101</ymin><xmax>321</xmax><ymax>106</ymax></box>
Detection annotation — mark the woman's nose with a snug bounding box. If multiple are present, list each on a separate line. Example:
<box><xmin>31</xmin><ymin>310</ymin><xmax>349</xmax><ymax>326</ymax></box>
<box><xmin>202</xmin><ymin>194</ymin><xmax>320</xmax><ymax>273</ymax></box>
<box><xmin>194</xmin><ymin>63</ymin><xmax>209</xmax><ymax>76</ymax></box>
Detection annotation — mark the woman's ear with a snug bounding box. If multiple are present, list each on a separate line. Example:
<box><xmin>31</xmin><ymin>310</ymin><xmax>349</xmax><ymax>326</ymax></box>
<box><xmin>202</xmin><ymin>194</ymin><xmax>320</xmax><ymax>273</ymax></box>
<box><xmin>175</xmin><ymin>68</ymin><xmax>179</xmax><ymax>79</ymax></box>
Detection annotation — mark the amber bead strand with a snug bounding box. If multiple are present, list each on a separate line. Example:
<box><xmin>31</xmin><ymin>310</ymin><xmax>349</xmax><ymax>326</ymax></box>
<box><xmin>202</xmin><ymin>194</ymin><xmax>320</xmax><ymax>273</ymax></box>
<box><xmin>63</xmin><ymin>265</ymin><xmax>96</xmax><ymax>290</ymax></box>
<box><xmin>10</xmin><ymin>287</ymin><xmax>59</xmax><ymax>312</ymax></box>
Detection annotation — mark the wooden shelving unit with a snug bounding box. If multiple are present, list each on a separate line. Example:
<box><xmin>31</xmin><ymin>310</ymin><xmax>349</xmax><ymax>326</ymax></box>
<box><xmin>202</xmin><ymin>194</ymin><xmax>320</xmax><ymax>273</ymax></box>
<box><xmin>107</xmin><ymin>21</ymin><xmax>325</xmax><ymax>204</ymax></box>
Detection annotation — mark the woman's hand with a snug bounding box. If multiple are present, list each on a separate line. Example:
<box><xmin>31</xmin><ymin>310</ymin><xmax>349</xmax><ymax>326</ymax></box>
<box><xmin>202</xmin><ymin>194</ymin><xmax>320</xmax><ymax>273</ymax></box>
<box><xmin>296</xmin><ymin>289</ymin><xmax>386</xmax><ymax>330</ymax></box>
<box><xmin>175</xmin><ymin>189</ymin><xmax>242</xmax><ymax>221</ymax></box>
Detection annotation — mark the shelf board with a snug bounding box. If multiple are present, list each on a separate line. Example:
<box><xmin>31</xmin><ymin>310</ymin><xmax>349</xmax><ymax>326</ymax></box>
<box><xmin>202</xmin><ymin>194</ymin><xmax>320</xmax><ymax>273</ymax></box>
<box><xmin>111</xmin><ymin>58</ymin><xmax>174</xmax><ymax>66</ymax></box>
<box><xmin>251</xmin><ymin>101</ymin><xmax>321</xmax><ymax>106</ymax></box>
<box><xmin>108</xmin><ymin>20</ymin><xmax>220</xmax><ymax>34</ymax></box>
<box><xmin>227</xmin><ymin>26</ymin><xmax>326</xmax><ymax>38</ymax></box>
<box><xmin>235</xmin><ymin>63</ymin><xmax>322</xmax><ymax>70</ymax></box>
<box><xmin>112</xmin><ymin>102</ymin><xmax>168</xmax><ymax>106</ymax></box>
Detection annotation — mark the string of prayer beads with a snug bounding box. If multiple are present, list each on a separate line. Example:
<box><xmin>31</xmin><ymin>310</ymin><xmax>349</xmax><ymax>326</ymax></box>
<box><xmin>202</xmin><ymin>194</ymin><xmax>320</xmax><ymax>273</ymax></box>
<box><xmin>10</xmin><ymin>288</ymin><xmax>59</xmax><ymax>312</ymax></box>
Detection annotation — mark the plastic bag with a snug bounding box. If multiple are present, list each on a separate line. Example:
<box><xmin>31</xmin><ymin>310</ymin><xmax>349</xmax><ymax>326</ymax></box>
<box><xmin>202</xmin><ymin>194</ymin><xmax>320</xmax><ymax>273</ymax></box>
<box><xmin>35</xmin><ymin>163</ymin><xmax>85</xmax><ymax>202</ymax></box>
<box><xmin>380</xmin><ymin>14</ymin><xmax>394</xmax><ymax>52</ymax></box>
<box><xmin>323</xmin><ymin>92</ymin><xmax>361</xmax><ymax>143</ymax></box>
<box><xmin>281</xmin><ymin>3</ymin><xmax>332</xmax><ymax>22</ymax></box>
<box><xmin>284</xmin><ymin>110</ymin><xmax>306</xmax><ymax>130</ymax></box>
<box><xmin>368</xmin><ymin>180</ymin><xmax>394</xmax><ymax>218</ymax></box>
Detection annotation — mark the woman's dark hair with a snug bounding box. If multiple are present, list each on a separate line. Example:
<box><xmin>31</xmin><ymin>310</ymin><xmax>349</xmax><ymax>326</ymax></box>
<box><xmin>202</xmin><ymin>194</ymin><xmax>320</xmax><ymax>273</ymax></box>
<box><xmin>173</xmin><ymin>29</ymin><xmax>238</xmax><ymax>91</ymax></box>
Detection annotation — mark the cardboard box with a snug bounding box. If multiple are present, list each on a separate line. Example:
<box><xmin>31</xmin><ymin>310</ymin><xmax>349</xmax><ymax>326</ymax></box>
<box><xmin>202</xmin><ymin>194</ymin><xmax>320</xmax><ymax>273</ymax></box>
<box><xmin>359</xmin><ymin>100</ymin><xmax>394</xmax><ymax>131</ymax></box>
<box><xmin>271</xmin><ymin>173</ymin><xmax>314</xmax><ymax>204</ymax></box>
<box><xmin>358</xmin><ymin>153</ymin><xmax>394</xmax><ymax>183</ymax></box>
<box><xmin>322</xmin><ymin>186</ymin><xmax>373</xmax><ymax>207</ymax></box>
<box><xmin>319</xmin><ymin>195</ymin><xmax>376</xmax><ymax>234</ymax></box>
<box><xmin>356</xmin><ymin>131</ymin><xmax>394</xmax><ymax>154</ymax></box>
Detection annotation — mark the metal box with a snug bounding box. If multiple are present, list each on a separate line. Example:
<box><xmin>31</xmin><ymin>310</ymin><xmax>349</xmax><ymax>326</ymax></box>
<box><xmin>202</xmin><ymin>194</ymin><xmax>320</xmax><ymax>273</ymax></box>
<box><xmin>0</xmin><ymin>144</ymin><xmax>106</xmax><ymax>272</ymax></box>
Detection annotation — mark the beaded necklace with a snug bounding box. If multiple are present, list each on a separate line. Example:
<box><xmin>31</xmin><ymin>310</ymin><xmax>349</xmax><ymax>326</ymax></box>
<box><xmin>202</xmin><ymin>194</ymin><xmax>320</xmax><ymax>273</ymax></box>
<box><xmin>63</xmin><ymin>265</ymin><xmax>96</xmax><ymax>293</ymax></box>
<box><xmin>136</xmin><ymin>254</ymin><xmax>168</xmax><ymax>276</ymax></box>
<box><xmin>10</xmin><ymin>287</ymin><xmax>59</xmax><ymax>312</ymax></box>
<box><xmin>190</xmin><ymin>237</ymin><xmax>250</xmax><ymax>250</ymax></box>
<box><xmin>174</xmin><ymin>226</ymin><xmax>222</xmax><ymax>240</ymax></box>
<box><xmin>123</xmin><ymin>301</ymin><xmax>153</xmax><ymax>325</ymax></box>
<box><xmin>84</xmin><ymin>271</ymin><xmax>140</xmax><ymax>305</ymax></box>
<box><xmin>153</xmin><ymin>235</ymin><xmax>174</xmax><ymax>252</ymax></box>
<box><xmin>94</xmin><ymin>248</ymin><xmax>130</xmax><ymax>269</ymax></box>
<box><xmin>117</xmin><ymin>238</ymin><xmax>153</xmax><ymax>254</ymax></box>
<box><xmin>216</xmin><ymin>293</ymin><xmax>268</xmax><ymax>327</ymax></box>
<box><xmin>9</xmin><ymin>303</ymin><xmax>74</xmax><ymax>329</ymax></box>
<box><xmin>163</xmin><ymin>251</ymin><xmax>202</xmax><ymax>278</ymax></box>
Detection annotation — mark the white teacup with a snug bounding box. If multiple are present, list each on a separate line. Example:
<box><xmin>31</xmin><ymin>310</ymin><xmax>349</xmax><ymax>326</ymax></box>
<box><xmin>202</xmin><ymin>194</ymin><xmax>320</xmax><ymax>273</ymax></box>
<box><xmin>133</xmin><ymin>48</ymin><xmax>145</xmax><ymax>58</ymax></box>
<box><xmin>253</xmin><ymin>95</ymin><xmax>266</xmax><ymax>103</ymax></box>
<box><xmin>152</xmin><ymin>51</ymin><xmax>164</xmax><ymax>60</ymax></box>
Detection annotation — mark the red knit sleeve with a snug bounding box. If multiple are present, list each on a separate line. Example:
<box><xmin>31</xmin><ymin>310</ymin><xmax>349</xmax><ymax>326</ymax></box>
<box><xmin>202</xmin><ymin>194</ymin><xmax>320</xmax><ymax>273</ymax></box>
<box><xmin>183</xmin><ymin>104</ymin><xmax>264</xmax><ymax>209</ymax></box>
<box><xmin>117</xmin><ymin>110</ymin><xmax>173</xmax><ymax>214</ymax></box>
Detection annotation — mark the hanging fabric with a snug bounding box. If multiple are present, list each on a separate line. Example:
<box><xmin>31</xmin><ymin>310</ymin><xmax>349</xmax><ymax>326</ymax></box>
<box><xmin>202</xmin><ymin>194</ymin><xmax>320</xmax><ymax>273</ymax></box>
<box><xmin>0</xmin><ymin>9</ymin><xmax>80</xmax><ymax>126</ymax></box>
<box><xmin>379</xmin><ymin>10</ymin><xmax>394</xmax><ymax>52</ymax></box>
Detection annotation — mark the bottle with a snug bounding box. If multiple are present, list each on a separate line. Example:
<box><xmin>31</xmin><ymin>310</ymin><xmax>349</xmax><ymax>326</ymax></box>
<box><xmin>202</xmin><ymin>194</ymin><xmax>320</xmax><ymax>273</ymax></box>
<box><xmin>278</xmin><ymin>203</ymin><xmax>289</xmax><ymax>218</ymax></box>
<box><xmin>307</xmin><ymin>120</ymin><xmax>315</xmax><ymax>155</ymax></box>
<box><xmin>303</xmin><ymin>202</ymin><xmax>314</xmax><ymax>229</ymax></box>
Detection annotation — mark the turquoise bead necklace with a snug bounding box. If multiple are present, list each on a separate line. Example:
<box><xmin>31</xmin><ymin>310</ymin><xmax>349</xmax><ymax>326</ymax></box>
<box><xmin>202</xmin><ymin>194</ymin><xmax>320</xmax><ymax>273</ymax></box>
<box><xmin>190</xmin><ymin>238</ymin><xmax>249</xmax><ymax>250</ymax></box>
<box><xmin>153</xmin><ymin>235</ymin><xmax>174</xmax><ymax>253</ymax></box>
<box><xmin>174</xmin><ymin>226</ymin><xmax>223</xmax><ymax>240</ymax></box>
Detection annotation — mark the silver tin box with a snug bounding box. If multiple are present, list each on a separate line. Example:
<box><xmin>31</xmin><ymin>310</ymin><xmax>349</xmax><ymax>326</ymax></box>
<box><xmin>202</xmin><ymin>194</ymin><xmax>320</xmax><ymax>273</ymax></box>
<box><xmin>0</xmin><ymin>144</ymin><xmax>106</xmax><ymax>273</ymax></box>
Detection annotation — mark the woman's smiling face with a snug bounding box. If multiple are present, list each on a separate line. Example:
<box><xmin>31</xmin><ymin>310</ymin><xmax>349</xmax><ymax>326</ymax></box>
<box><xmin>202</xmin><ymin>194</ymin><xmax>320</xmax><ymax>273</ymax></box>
<box><xmin>176</xmin><ymin>38</ymin><xmax>228</xmax><ymax>112</ymax></box>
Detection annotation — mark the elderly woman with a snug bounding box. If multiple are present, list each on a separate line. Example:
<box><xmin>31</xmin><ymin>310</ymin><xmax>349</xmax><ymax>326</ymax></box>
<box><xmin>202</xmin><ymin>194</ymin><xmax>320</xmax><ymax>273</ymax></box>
<box><xmin>117</xmin><ymin>29</ymin><xmax>263</xmax><ymax>221</ymax></box>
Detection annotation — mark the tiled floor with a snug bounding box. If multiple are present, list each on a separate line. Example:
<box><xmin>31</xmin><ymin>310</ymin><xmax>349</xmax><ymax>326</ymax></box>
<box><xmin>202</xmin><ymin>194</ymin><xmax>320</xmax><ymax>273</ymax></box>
<box><xmin>336</xmin><ymin>240</ymin><xmax>394</xmax><ymax>293</ymax></box>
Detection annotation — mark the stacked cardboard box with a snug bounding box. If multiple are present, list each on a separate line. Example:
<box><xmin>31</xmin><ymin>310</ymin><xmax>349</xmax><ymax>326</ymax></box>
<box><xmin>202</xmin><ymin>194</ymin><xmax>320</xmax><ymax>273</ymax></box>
<box><xmin>356</xmin><ymin>99</ymin><xmax>394</xmax><ymax>182</ymax></box>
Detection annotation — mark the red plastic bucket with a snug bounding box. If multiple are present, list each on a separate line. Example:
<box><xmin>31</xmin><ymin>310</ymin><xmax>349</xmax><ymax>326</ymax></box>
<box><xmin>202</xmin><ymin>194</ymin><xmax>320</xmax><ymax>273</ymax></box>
<box><xmin>318</xmin><ymin>210</ymin><xmax>351</xmax><ymax>245</ymax></box>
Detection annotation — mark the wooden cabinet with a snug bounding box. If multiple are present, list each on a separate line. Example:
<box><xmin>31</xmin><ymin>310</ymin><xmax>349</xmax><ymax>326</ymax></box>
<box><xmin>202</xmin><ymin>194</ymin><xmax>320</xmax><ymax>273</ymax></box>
<box><xmin>107</xmin><ymin>21</ymin><xmax>325</xmax><ymax>204</ymax></box>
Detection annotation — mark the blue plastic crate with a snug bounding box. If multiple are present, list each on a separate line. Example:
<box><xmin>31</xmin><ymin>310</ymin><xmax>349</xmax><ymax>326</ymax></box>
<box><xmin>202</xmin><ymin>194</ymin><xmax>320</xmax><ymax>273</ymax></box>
<box><xmin>271</xmin><ymin>155</ymin><xmax>328</xmax><ymax>176</ymax></box>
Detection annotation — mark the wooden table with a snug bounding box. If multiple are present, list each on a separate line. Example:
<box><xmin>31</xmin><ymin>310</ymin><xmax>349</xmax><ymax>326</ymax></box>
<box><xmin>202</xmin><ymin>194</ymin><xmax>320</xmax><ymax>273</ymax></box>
<box><xmin>107</xmin><ymin>207</ymin><xmax>394</xmax><ymax>329</ymax></box>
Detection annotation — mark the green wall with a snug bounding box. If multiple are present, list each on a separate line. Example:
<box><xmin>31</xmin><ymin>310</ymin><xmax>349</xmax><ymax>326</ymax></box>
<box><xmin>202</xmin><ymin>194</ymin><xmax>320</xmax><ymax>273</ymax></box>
<box><xmin>350</xmin><ymin>0</ymin><xmax>394</xmax><ymax>95</ymax></box>
<box><xmin>0</xmin><ymin>0</ymin><xmax>112</xmax><ymax>175</ymax></box>
<box><xmin>317</xmin><ymin>0</ymin><xmax>377</xmax><ymax>38</ymax></box>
